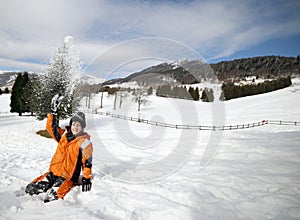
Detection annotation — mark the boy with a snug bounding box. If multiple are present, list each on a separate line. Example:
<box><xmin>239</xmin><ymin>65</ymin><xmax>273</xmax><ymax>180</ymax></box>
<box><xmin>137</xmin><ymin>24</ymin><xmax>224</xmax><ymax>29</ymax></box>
<box><xmin>25</xmin><ymin>95</ymin><xmax>93</xmax><ymax>203</ymax></box>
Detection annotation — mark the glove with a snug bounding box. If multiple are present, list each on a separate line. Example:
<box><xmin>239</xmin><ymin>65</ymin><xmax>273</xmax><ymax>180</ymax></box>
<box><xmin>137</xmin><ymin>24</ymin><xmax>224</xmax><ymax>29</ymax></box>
<box><xmin>51</xmin><ymin>94</ymin><xmax>64</xmax><ymax>114</ymax></box>
<box><xmin>82</xmin><ymin>177</ymin><xmax>92</xmax><ymax>192</ymax></box>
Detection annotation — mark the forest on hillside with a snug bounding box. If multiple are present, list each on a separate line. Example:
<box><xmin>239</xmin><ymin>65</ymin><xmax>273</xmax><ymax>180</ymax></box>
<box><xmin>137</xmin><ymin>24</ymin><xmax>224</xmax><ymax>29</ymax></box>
<box><xmin>211</xmin><ymin>55</ymin><xmax>300</xmax><ymax>81</ymax></box>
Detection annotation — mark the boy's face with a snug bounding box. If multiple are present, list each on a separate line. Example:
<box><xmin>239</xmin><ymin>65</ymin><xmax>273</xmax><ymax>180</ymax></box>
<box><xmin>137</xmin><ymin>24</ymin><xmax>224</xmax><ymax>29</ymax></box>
<box><xmin>71</xmin><ymin>121</ymin><xmax>83</xmax><ymax>135</ymax></box>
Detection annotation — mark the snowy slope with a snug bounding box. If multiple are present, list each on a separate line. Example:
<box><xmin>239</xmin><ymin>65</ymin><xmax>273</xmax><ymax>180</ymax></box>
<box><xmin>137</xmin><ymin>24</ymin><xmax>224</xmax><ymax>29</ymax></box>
<box><xmin>0</xmin><ymin>94</ymin><xmax>12</xmax><ymax>114</ymax></box>
<box><xmin>0</xmin><ymin>80</ymin><xmax>300</xmax><ymax>220</ymax></box>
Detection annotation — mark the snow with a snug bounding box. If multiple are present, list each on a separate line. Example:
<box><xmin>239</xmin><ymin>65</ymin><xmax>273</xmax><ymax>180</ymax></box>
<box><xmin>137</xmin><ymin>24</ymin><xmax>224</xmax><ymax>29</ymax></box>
<box><xmin>64</xmin><ymin>36</ymin><xmax>74</xmax><ymax>44</ymax></box>
<box><xmin>0</xmin><ymin>94</ymin><xmax>12</xmax><ymax>114</ymax></box>
<box><xmin>0</xmin><ymin>79</ymin><xmax>300</xmax><ymax>219</ymax></box>
<box><xmin>108</xmin><ymin>81</ymin><xmax>141</xmax><ymax>89</ymax></box>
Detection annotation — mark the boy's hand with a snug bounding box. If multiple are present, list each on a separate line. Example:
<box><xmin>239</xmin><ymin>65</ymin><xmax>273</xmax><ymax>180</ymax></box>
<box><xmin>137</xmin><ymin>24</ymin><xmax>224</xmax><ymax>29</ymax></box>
<box><xmin>82</xmin><ymin>177</ymin><xmax>92</xmax><ymax>192</ymax></box>
<box><xmin>51</xmin><ymin>94</ymin><xmax>64</xmax><ymax>114</ymax></box>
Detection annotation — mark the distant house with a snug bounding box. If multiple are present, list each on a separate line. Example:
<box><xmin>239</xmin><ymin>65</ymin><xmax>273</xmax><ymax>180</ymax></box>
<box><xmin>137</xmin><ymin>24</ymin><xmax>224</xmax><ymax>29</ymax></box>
<box><xmin>245</xmin><ymin>76</ymin><xmax>256</xmax><ymax>82</ymax></box>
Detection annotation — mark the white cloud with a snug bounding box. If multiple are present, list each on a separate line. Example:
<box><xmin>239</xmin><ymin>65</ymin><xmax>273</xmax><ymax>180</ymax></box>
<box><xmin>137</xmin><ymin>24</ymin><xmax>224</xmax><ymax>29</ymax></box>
<box><xmin>83</xmin><ymin>37</ymin><xmax>203</xmax><ymax>79</ymax></box>
<box><xmin>0</xmin><ymin>57</ymin><xmax>45</xmax><ymax>72</ymax></box>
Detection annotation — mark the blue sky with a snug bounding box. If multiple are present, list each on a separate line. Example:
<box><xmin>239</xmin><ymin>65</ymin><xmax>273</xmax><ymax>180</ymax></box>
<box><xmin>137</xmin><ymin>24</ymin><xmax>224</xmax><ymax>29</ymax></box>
<box><xmin>0</xmin><ymin>0</ymin><xmax>299</xmax><ymax>78</ymax></box>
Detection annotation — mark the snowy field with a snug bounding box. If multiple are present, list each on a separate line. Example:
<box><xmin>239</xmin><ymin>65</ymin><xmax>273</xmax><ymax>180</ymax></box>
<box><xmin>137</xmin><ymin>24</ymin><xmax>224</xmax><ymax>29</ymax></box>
<box><xmin>0</xmin><ymin>79</ymin><xmax>300</xmax><ymax>220</ymax></box>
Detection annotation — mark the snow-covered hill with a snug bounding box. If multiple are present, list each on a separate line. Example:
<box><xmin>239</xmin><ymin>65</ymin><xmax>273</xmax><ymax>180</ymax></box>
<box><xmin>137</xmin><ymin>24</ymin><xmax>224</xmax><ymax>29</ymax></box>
<box><xmin>0</xmin><ymin>80</ymin><xmax>300</xmax><ymax>219</ymax></box>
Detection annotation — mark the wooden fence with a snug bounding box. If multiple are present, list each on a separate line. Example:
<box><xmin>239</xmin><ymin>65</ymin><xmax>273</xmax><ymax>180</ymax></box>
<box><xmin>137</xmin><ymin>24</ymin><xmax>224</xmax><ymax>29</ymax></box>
<box><xmin>94</xmin><ymin>111</ymin><xmax>300</xmax><ymax>131</ymax></box>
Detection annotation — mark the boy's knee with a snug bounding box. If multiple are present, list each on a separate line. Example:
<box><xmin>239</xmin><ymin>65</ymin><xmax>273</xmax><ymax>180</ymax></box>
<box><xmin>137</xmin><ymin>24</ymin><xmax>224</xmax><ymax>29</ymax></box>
<box><xmin>56</xmin><ymin>180</ymin><xmax>73</xmax><ymax>199</ymax></box>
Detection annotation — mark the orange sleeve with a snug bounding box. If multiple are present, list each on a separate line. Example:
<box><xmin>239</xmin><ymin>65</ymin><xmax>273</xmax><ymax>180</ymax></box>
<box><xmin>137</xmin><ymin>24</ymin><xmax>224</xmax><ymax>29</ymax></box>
<box><xmin>46</xmin><ymin>113</ymin><xmax>65</xmax><ymax>142</ymax></box>
<box><xmin>81</xmin><ymin>140</ymin><xmax>93</xmax><ymax>179</ymax></box>
<box><xmin>83</xmin><ymin>165</ymin><xmax>92</xmax><ymax>179</ymax></box>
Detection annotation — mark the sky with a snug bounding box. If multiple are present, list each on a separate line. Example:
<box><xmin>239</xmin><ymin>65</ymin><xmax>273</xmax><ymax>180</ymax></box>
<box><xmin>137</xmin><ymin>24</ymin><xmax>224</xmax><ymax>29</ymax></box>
<box><xmin>0</xmin><ymin>0</ymin><xmax>300</xmax><ymax>79</ymax></box>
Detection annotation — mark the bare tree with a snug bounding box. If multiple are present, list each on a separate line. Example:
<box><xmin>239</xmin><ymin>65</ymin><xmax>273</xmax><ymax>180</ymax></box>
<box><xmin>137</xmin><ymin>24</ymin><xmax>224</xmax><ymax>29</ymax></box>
<box><xmin>134</xmin><ymin>90</ymin><xmax>148</xmax><ymax>112</ymax></box>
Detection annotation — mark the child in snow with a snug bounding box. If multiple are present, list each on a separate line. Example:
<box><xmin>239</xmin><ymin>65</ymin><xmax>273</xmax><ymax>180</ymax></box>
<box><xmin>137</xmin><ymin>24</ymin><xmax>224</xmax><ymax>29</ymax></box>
<box><xmin>25</xmin><ymin>95</ymin><xmax>93</xmax><ymax>203</ymax></box>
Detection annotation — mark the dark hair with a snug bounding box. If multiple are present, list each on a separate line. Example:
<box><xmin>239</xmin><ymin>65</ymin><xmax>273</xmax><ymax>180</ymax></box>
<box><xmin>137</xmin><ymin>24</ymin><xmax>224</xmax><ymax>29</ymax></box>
<box><xmin>69</xmin><ymin>112</ymin><xmax>86</xmax><ymax>128</ymax></box>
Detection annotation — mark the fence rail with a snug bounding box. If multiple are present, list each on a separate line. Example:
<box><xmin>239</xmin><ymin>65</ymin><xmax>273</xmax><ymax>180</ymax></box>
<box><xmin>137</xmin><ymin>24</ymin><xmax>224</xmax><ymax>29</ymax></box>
<box><xmin>267</xmin><ymin>120</ymin><xmax>300</xmax><ymax>126</ymax></box>
<box><xmin>95</xmin><ymin>111</ymin><xmax>300</xmax><ymax>131</ymax></box>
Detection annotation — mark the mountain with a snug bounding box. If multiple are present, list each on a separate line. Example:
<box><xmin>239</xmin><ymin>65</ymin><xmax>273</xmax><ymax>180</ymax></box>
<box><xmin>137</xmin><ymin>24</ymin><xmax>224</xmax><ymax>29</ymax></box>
<box><xmin>103</xmin><ymin>59</ymin><xmax>212</xmax><ymax>86</ymax></box>
<box><xmin>211</xmin><ymin>55</ymin><xmax>300</xmax><ymax>80</ymax></box>
<box><xmin>0</xmin><ymin>71</ymin><xmax>19</xmax><ymax>90</ymax></box>
<box><xmin>2</xmin><ymin>55</ymin><xmax>299</xmax><ymax>90</ymax></box>
<box><xmin>79</xmin><ymin>74</ymin><xmax>105</xmax><ymax>85</ymax></box>
<box><xmin>103</xmin><ymin>55</ymin><xmax>300</xmax><ymax>86</ymax></box>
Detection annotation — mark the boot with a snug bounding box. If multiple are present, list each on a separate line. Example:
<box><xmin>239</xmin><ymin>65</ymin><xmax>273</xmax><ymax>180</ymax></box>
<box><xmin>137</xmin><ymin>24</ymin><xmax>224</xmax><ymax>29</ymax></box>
<box><xmin>44</xmin><ymin>188</ymin><xmax>58</xmax><ymax>203</ymax></box>
<box><xmin>25</xmin><ymin>181</ymin><xmax>51</xmax><ymax>195</ymax></box>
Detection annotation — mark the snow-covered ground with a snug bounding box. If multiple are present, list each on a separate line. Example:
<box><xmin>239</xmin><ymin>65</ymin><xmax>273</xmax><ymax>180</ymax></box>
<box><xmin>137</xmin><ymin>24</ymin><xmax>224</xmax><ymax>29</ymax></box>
<box><xmin>0</xmin><ymin>94</ymin><xmax>12</xmax><ymax>114</ymax></box>
<box><xmin>0</xmin><ymin>79</ymin><xmax>300</xmax><ymax>219</ymax></box>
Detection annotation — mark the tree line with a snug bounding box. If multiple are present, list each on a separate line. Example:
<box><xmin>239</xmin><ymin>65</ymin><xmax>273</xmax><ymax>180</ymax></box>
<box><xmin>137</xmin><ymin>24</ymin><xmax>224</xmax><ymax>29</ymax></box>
<box><xmin>156</xmin><ymin>85</ymin><xmax>214</xmax><ymax>102</ymax></box>
<box><xmin>221</xmin><ymin>76</ymin><xmax>292</xmax><ymax>100</ymax></box>
<box><xmin>10</xmin><ymin>73</ymin><xmax>292</xmax><ymax>117</ymax></box>
<box><xmin>213</xmin><ymin>55</ymin><xmax>300</xmax><ymax>81</ymax></box>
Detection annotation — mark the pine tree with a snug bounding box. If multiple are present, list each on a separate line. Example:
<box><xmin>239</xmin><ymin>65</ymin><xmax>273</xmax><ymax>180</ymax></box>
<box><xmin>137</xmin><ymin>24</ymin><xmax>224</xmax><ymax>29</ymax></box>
<box><xmin>188</xmin><ymin>87</ymin><xmax>199</xmax><ymax>101</ymax></box>
<box><xmin>33</xmin><ymin>36</ymin><xmax>82</xmax><ymax>120</ymax></box>
<box><xmin>147</xmin><ymin>86</ymin><xmax>153</xmax><ymax>95</ymax></box>
<box><xmin>188</xmin><ymin>87</ymin><xmax>194</xmax><ymax>100</ymax></box>
<box><xmin>20</xmin><ymin>72</ymin><xmax>31</xmax><ymax>113</ymax></box>
<box><xmin>201</xmin><ymin>88</ymin><xmax>208</xmax><ymax>102</ymax></box>
<box><xmin>10</xmin><ymin>72</ymin><xmax>30</xmax><ymax>116</ymax></box>
<box><xmin>10</xmin><ymin>74</ymin><xmax>22</xmax><ymax>115</ymax></box>
<box><xmin>201</xmin><ymin>88</ymin><xmax>214</xmax><ymax>102</ymax></box>
<box><xmin>24</xmin><ymin>74</ymin><xmax>39</xmax><ymax>115</ymax></box>
<box><xmin>194</xmin><ymin>87</ymin><xmax>200</xmax><ymax>101</ymax></box>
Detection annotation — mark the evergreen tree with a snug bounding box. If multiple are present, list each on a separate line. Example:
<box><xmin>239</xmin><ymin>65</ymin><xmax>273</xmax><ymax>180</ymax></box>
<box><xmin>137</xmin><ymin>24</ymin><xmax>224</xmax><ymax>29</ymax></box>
<box><xmin>0</xmin><ymin>88</ymin><xmax>2</xmax><ymax>95</ymax></box>
<box><xmin>24</xmin><ymin>74</ymin><xmax>39</xmax><ymax>115</ymax></box>
<box><xmin>201</xmin><ymin>88</ymin><xmax>208</xmax><ymax>102</ymax></box>
<box><xmin>21</xmin><ymin>72</ymin><xmax>31</xmax><ymax>113</ymax></box>
<box><xmin>159</xmin><ymin>84</ymin><xmax>171</xmax><ymax>97</ymax></box>
<box><xmin>10</xmin><ymin>72</ymin><xmax>30</xmax><ymax>116</ymax></box>
<box><xmin>188</xmin><ymin>87</ymin><xmax>200</xmax><ymax>101</ymax></box>
<box><xmin>10</xmin><ymin>74</ymin><xmax>22</xmax><ymax>115</ymax></box>
<box><xmin>147</xmin><ymin>86</ymin><xmax>153</xmax><ymax>95</ymax></box>
<box><xmin>188</xmin><ymin>87</ymin><xmax>194</xmax><ymax>99</ymax></box>
<box><xmin>156</xmin><ymin>86</ymin><xmax>161</xmax><ymax>96</ymax></box>
<box><xmin>194</xmin><ymin>87</ymin><xmax>200</xmax><ymax>101</ymax></box>
<box><xmin>33</xmin><ymin>36</ymin><xmax>82</xmax><ymax>120</ymax></box>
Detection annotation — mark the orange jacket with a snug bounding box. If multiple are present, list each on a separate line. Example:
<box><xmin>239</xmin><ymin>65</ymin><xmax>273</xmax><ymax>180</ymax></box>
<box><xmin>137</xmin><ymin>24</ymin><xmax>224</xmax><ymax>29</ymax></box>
<box><xmin>46</xmin><ymin>113</ymin><xmax>93</xmax><ymax>182</ymax></box>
